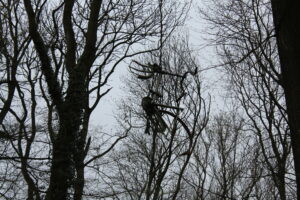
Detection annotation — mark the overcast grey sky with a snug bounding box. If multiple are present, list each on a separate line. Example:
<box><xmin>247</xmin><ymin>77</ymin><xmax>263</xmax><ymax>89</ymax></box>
<box><xmin>90</xmin><ymin>1</ymin><xmax>225</xmax><ymax>131</ymax></box>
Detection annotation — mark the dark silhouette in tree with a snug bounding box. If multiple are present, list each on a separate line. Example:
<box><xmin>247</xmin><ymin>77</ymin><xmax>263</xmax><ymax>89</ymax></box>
<box><xmin>130</xmin><ymin>60</ymin><xmax>196</xmax><ymax>81</ymax></box>
<box><xmin>106</xmin><ymin>36</ymin><xmax>209</xmax><ymax>200</ymax></box>
<box><xmin>134</xmin><ymin>58</ymin><xmax>193</xmax><ymax>136</ymax></box>
<box><xmin>141</xmin><ymin>96</ymin><xmax>184</xmax><ymax>134</ymax></box>
<box><xmin>142</xmin><ymin>96</ymin><xmax>167</xmax><ymax>134</ymax></box>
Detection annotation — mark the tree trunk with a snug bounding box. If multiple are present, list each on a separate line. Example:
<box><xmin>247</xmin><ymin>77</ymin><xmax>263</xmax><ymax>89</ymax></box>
<box><xmin>46</xmin><ymin>73</ymin><xmax>87</xmax><ymax>200</ymax></box>
<box><xmin>270</xmin><ymin>0</ymin><xmax>300</xmax><ymax>198</ymax></box>
<box><xmin>73</xmin><ymin>165</ymin><xmax>85</xmax><ymax>200</ymax></box>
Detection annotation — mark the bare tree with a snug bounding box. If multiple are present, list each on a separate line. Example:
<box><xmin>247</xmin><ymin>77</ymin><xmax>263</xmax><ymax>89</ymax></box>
<box><xmin>183</xmin><ymin>112</ymin><xmax>265</xmax><ymax>200</ymax></box>
<box><xmin>0</xmin><ymin>0</ymin><xmax>30</xmax><ymax>137</ymax></box>
<box><xmin>199</xmin><ymin>0</ymin><xmax>294</xmax><ymax>199</ymax></box>
<box><xmin>101</xmin><ymin>35</ymin><xmax>210</xmax><ymax>200</ymax></box>
<box><xmin>0</xmin><ymin>0</ymin><xmax>189</xmax><ymax>199</ymax></box>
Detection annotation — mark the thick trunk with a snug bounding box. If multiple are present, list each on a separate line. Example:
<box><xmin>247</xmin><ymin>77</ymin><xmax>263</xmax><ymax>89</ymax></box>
<box><xmin>23</xmin><ymin>1</ymin><xmax>102</xmax><ymax>198</ymax></box>
<box><xmin>73</xmin><ymin>113</ymin><xmax>90</xmax><ymax>200</ymax></box>
<box><xmin>277</xmin><ymin>174</ymin><xmax>287</xmax><ymax>200</ymax></box>
<box><xmin>73</xmin><ymin>165</ymin><xmax>85</xmax><ymax>200</ymax></box>
<box><xmin>270</xmin><ymin>0</ymin><xmax>300</xmax><ymax>198</ymax></box>
<box><xmin>45</xmin><ymin>126</ymin><xmax>75</xmax><ymax>200</ymax></box>
<box><xmin>46</xmin><ymin>75</ymin><xmax>87</xmax><ymax>200</ymax></box>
